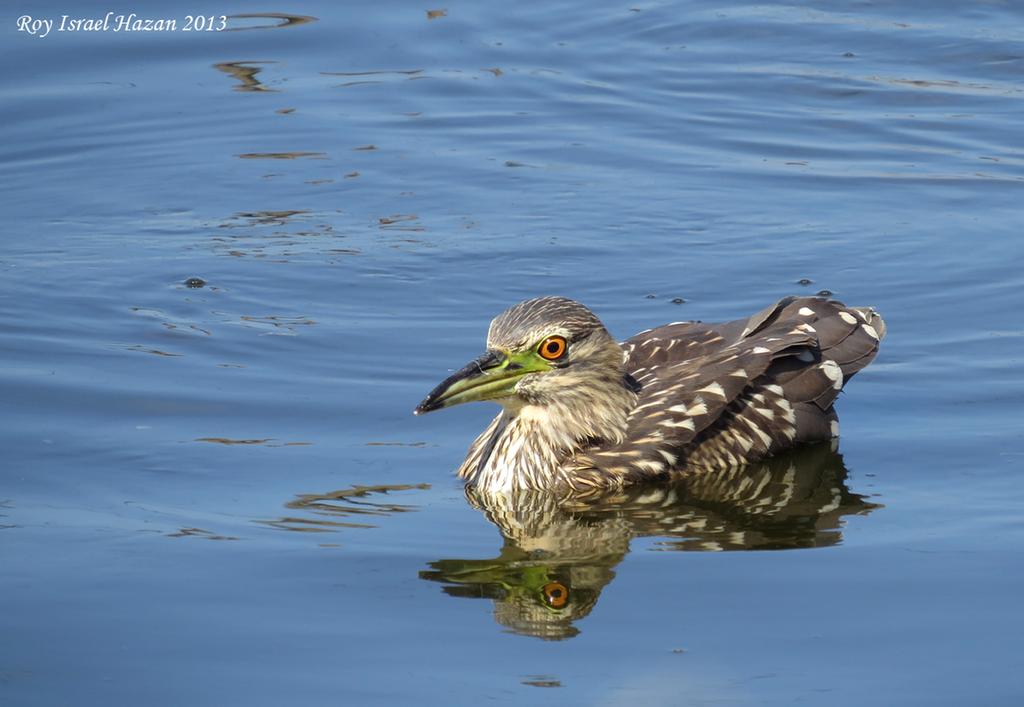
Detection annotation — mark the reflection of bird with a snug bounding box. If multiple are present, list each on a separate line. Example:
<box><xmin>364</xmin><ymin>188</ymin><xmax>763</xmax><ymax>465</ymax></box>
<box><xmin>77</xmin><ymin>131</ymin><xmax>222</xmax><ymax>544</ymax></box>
<box><xmin>420</xmin><ymin>443</ymin><xmax>877</xmax><ymax>639</ymax></box>
<box><xmin>416</xmin><ymin>296</ymin><xmax>885</xmax><ymax>495</ymax></box>
<box><xmin>420</xmin><ymin>538</ymin><xmax>616</xmax><ymax>641</ymax></box>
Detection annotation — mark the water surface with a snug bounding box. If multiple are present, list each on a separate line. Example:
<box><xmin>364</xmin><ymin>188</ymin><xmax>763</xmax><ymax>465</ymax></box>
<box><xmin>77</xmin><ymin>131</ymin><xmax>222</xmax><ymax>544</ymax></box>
<box><xmin>2</xmin><ymin>1</ymin><xmax>1023</xmax><ymax>705</ymax></box>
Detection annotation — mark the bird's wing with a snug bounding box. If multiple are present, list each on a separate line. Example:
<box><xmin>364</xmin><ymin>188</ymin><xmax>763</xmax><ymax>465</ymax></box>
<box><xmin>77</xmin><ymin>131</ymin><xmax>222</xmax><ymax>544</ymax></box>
<box><xmin>572</xmin><ymin>297</ymin><xmax>884</xmax><ymax>484</ymax></box>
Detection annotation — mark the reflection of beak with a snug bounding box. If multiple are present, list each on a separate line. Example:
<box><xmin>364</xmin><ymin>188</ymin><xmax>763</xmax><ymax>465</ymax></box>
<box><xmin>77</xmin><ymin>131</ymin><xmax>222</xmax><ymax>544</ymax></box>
<box><xmin>414</xmin><ymin>349</ymin><xmax>545</xmax><ymax>415</ymax></box>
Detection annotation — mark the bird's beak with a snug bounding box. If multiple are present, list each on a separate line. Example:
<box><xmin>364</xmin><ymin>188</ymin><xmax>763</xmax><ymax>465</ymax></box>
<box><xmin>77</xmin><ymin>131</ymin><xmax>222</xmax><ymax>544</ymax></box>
<box><xmin>414</xmin><ymin>349</ymin><xmax>547</xmax><ymax>415</ymax></box>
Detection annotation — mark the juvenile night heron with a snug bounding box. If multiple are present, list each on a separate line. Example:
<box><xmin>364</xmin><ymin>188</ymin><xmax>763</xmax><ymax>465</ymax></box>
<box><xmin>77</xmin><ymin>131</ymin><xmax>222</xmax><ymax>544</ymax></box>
<box><xmin>415</xmin><ymin>296</ymin><xmax>885</xmax><ymax>495</ymax></box>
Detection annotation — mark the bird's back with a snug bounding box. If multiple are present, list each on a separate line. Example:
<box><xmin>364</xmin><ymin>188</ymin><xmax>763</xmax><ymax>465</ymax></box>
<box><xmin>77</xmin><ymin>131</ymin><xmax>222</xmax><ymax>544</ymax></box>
<box><xmin>569</xmin><ymin>297</ymin><xmax>885</xmax><ymax>488</ymax></box>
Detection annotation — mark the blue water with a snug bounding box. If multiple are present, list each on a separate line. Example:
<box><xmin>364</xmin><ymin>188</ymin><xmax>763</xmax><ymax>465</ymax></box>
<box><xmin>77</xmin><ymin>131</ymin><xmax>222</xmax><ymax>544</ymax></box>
<box><xmin>2</xmin><ymin>1</ymin><xmax>1023</xmax><ymax>705</ymax></box>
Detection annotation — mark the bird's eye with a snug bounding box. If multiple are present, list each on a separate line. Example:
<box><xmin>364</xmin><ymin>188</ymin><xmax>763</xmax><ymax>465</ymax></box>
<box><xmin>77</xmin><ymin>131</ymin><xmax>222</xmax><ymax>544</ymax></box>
<box><xmin>542</xmin><ymin>581</ymin><xmax>569</xmax><ymax>608</ymax></box>
<box><xmin>538</xmin><ymin>335</ymin><xmax>567</xmax><ymax>360</ymax></box>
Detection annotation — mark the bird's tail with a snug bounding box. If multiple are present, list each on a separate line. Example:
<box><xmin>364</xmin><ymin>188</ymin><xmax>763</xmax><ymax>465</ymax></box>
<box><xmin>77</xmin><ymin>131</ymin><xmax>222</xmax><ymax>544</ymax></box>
<box><xmin>764</xmin><ymin>297</ymin><xmax>885</xmax><ymax>443</ymax></box>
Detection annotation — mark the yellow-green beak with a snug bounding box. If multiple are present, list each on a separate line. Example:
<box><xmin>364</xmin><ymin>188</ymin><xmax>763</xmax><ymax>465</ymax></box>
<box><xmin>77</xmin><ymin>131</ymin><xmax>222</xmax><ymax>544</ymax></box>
<box><xmin>414</xmin><ymin>349</ymin><xmax>550</xmax><ymax>415</ymax></box>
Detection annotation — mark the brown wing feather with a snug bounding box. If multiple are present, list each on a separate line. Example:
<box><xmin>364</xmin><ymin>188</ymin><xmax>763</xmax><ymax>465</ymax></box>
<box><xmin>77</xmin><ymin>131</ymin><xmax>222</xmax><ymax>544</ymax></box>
<box><xmin>573</xmin><ymin>297</ymin><xmax>885</xmax><ymax>482</ymax></box>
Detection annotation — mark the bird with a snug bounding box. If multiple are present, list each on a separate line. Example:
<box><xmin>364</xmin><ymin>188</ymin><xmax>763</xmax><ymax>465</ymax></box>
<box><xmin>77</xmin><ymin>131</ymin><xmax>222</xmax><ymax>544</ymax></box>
<box><xmin>414</xmin><ymin>296</ymin><xmax>885</xmax><ymax>496</ymax></box>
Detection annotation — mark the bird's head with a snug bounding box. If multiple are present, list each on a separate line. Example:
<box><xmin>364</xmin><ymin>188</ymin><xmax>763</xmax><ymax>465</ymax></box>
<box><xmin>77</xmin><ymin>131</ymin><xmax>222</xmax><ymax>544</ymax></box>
<box><xmin>414</xmin><ymin>297</ymin><xmax>625</xmax><ymax>415</ymax></box>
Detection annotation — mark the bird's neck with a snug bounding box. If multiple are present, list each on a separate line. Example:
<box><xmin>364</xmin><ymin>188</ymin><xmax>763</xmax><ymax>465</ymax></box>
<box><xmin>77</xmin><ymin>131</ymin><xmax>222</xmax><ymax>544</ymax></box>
<box><xmin>458</xmin><ymin>375</ymin><xmax>637</xmax><ymax>493</ymax></box>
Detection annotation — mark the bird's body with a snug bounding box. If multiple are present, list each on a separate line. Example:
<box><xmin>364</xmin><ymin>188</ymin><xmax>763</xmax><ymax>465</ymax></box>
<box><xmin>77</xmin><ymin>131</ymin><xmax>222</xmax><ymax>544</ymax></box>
<box><xmin>416</xmin><ymin>296</ymin><xmax>885</xmax><ymax>497</ymax></box>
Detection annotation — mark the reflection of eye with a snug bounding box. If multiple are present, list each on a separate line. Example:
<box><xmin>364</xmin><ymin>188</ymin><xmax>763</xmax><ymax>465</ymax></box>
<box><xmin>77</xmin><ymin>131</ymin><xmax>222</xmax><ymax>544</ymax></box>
<box><xmin>542</xmin><ymin>581</ymin><xmax>569</xmax><ymax>608</ymax></box>
<box><xmin>538</xmin><ymin>336</ymin><xmax>567</xmax><ymax>361</ymax></box>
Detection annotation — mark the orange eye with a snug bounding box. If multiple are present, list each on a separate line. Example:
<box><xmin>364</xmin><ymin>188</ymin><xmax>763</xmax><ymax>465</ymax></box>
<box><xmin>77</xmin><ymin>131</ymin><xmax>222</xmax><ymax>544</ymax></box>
<box><xmin>542</xmin><ymin>581</ymin><xmax>569</xmax><ymax>608</ymax></box>
<box><xmin>538</xmin><ymin>335</ymin><xmax>567</xmax><ymax>361</ymax></box>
